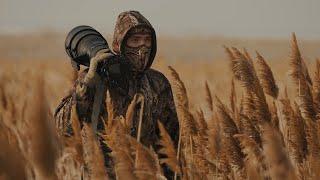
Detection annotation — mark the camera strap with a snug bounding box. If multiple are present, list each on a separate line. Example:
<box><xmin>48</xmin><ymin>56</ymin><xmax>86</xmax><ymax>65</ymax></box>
<box><xmin>90</xmin><ymin>78</ymin><xmax>106</xmax><ymax>133</ymax></box>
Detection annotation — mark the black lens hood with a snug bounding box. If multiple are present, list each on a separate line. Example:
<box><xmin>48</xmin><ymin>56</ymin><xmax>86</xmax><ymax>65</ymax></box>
<box><xmin>65</xmin><ymin>25</ymin><xmax>110</xmax><ymax>67</ymax></box>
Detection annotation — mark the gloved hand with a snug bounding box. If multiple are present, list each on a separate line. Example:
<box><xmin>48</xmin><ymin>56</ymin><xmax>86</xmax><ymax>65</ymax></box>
<box><xmin>84</xmin><ymin>49</ymin><xmax>114</xmax><ymax>86</ymax></box>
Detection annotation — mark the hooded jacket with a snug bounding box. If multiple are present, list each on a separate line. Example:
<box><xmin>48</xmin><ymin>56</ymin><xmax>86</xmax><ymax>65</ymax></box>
<box><xmin>112</xmin><ymin>10</ymin><xmax>157</xmax><ymax>71</ymax></box>
<box><xmin>54</xmin><ymin>11</ymin><xmax>179</xmax><ymax>178</ymax></box>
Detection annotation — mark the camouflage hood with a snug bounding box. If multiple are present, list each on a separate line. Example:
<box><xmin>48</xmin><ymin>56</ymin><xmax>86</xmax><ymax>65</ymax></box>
<box><xmin>112</xmin><ymin>11</ymin><xmax>157</xmax><ymax>71</ymax></box>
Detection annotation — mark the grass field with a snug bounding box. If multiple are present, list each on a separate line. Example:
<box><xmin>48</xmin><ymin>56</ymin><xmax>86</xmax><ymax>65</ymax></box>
<box><xmin>1</xmin><ymin>33</ymin><xmax>320</xmax><ymax>179</ymax></box>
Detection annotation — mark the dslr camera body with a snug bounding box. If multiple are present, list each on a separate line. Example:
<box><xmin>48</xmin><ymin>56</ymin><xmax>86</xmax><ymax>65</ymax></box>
<box><xmin>65</xmin><ymin>25</ymin><xmax>130</xmax><ymax>84</ymax></box>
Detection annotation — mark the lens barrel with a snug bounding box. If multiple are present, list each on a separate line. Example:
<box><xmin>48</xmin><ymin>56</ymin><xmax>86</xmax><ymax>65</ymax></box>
<box><xmin>65</xmin><ymin>25</ymin><xmax>109</xmax><ymax>67</ymax></box>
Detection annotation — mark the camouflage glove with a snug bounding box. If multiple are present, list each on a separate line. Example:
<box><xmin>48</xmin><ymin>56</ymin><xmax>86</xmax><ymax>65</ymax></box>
<box><xmin>84</xmin><ymin>49</ymin><xmax>114</xmax><ymax>86</ymax></box>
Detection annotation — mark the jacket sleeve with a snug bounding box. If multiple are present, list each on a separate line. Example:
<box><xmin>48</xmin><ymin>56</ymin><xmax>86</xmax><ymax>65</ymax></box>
<box><xmin>54</xmin><ymin>70</ymin><xmax>99</xmax><ymax>136</ymax></box>
<box><xmin>159</xmin><ymin>81</ymin><xmax>180</xmax><ymax>148</ymax></box>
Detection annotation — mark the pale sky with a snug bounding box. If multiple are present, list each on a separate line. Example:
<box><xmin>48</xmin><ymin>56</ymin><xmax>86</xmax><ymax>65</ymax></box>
<box><xmin>1</xmin><ymin>0</ymin><xmax>320</xmax><ymax>39</ymax></box>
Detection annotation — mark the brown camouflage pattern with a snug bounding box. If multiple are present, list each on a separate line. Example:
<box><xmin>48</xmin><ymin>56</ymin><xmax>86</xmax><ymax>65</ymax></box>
<box><xmin>54</xmin><ymin>10</ymin><xmax>179</xmax><ymax>179</ymax></box>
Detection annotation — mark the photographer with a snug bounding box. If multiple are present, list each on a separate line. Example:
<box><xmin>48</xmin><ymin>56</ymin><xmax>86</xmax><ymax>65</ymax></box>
<box><xmin>54</xmin><ymin>10</ymin><xmax>179</xmax><ymax>179</ymax></box>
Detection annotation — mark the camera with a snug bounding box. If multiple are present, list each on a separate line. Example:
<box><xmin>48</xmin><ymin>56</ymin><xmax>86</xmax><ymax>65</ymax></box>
<box><xmin>65</xmin><ymin>25</ymin><xmax>129</xmax><ymax>80</ymax></box>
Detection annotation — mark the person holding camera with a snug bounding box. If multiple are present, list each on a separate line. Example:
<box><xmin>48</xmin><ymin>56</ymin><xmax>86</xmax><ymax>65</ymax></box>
<box><xmin>54</xmin><ymin>10</ymin><xmax>179</xmax><ymax>178</ymax></box>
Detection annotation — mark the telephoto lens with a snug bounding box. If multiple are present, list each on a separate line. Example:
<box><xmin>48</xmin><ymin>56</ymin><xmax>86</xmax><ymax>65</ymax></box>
<box><xmin>65</xmin><ymin>25</ymin><xmax>110</xmax><ymax>67</ymax></box>
<box><xmin>65</xmin><ymin>25</ymin><xmax>131</xmax><ymax>82</ymax></box>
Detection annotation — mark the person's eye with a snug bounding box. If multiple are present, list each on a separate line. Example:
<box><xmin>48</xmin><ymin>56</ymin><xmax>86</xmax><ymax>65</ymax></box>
<box><xmin>129</xmin><ymin>38</ymin><xmax>137</xmax><ymax>44</ymax></box>
<box><xmin>145</xmin><ymin>38</ymin><xmax>152</xmax><ymax>46</ymax></box>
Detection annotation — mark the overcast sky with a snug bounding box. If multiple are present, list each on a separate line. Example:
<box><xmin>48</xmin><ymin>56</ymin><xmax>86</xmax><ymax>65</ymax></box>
<box><xmin>1</xmin><ymin>0</ymin><xmax>319</xmax><ymax>39</ymax></box>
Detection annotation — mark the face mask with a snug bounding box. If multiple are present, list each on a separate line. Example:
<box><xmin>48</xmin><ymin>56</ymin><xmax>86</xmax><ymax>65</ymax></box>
<box><xmin>124</xmin><ymin>45</ymin><xmax>151</xmax><ymax>72</ymax></box>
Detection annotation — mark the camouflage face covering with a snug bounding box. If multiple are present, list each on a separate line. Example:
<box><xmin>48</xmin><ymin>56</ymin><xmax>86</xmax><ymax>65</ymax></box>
<box><xmin>124</xmin><ymin>45</ymin><xmax>151</xmax><ymax>72</ymax></box>
<box><xmin>123</xmin><ymin>27</ymin><xmax>152</xmax><ymax>72</ymax></box>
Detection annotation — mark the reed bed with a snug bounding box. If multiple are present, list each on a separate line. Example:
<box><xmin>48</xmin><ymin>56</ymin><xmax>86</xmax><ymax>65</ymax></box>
<box><xmin>1</xmin><ymin>33</ymin><xmax>320</xmax><ymax>179</ymax></box>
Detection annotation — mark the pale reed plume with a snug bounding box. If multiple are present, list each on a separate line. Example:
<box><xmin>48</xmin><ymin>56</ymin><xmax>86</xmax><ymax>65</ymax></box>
<box><xmin>304</xmin><ymin>117</ymin><xmax>320</xmax><ymax>170</ymax></box>
<box><xmin>240</xmin><ymin>90</ymin><xmax>256</xmax><ymax>123</ymax></box>
<box><xmin>213</xmin><ymin>95</ymin><xmax>245</xmax><ymax>178</ymax></box>
<box><xmin>233</xmin><ymin>48</ymin><xmax>270</xmax><ymax>123</ymax></box>
<box><xmin>230</xmin><ymin>78</ymin><xmax>240</xmax><ymax>129</ymax></box>
<box><xmin>125</xmin><ymin>93</ymin><xmax>139</xmax><ymax>130</ymax></box>
<box><xmin>206</xmin><ymin>111</ymin><xmax>229</xmax><ymax>179</ymax></box>
<box><xmin>225</xmin><ymin>46</ymin><xmax>255</xmax><ymax>122</ymax></box>
<box><xmin>289</xmin><ymin>33</ymin><xmax>315</xmax><ymax>120</ymax></box>
<box><xmin>242</xmin><ymin>48</ymin><xmax>254</xmax><ymax>66</ymax></box>
<box><xmin>261</xmin><ymin>123</ymin><xmax>298</xmax><ymax>180</ymax></box>
<box><xmin>255</xmin><ymin>51</ymin><xmax>279</xmax><ymax>99</ymax></box>
<box><xmin>0</xmin><ymin>119</ymin><xmax>27</xmax><ymax>179</ymax></box>
<box><xmin>81</xmin><ymin>123</ymin><xmax>109</xmax><ymax>179</ymax></box>
<box><xmin>192</xmin><ymin>142</ymin><xmax>221</xmax><ymax>178</ymax></box>
<box><xmin>207</xmin><ymin>111</ymin><xmax>223</xmax><ymax>169</ymax></box>
<box><xmin>68</xmin><ymin>104</ymin><xmax>84</xmax><ymax>163</ymax></box>
<box><xmin>288</xmin><ymin>34</ymin><xmax>312</xmax><ymax>86</ymax></box>
<box><xmin>195</xmin><ymin>109</ymin><xmax>209</xmax><ymax>138</ymax></box>
<box><xmin>238</xmin><ymin>114</ymin><xmax>262</xmax><ymax>146</ymax></box>
<box><xmin>129</xmin><ymin>136</ymin><xmax>165</xmax><ymax>180</ymax></box>
<box><xmin>270</xmin><ymin>101</ymin><xmax>280</xmax><ymax>130</ymax></box>
<box><xmin>278</xmin><ymin>97</ymin><xmax>305</xmax><ymax>165</ymax></box>
<box><xmin>234</xmin><ymin>134</ymin><xmax>268</xmax><ymax>180</ymax></box>
<box><xmin>157</xmin><ymin>120</ymin><xmax>181</xmax><ymax>174</ymax></box>
<box><xmin>0</xmin><ymin>74</ymin><xmax>31</xmax><ymax>179</ymax></box>
<box><xmin>230</xmin><ymin>78</ymin><xmax>237</xmax><ymax>113</ymax></box>
<box><xmin>105</xmin><ymin>112</ymin><xmax>164</xmax><ymax>180</ymax></box>
<box><xmin>105</xmin><ymin>90</ymin><xmax>115</xmax><ymax>128</ymax></box>
<box><xmin>111</xmin><ymin>149</ymin><xmax>136</xmax><ymax>180</ymax></box>
<box><xmin>27</xmin><ymin>75</ymin><xmax>59</xmax><ymax>179</ymax></box>
<box><xmin>227</xmin><ymin>46</ymin><xmax>271</xmax><ymax>124</ymax></box>
<box><xmin>293</xmin><ymin>102</ymin><xmax>308</xmax><ymax>159</ymax></box>
<box><xmin>302</xmin><ymin>59</ymin><xmax>313</xmax><ymax>86</ymax></box>
<box><xmin>232</xmin><ymin>47</ymin><xmax>265</xmax><ymax>95</ymax></box>
<box><xmin>193</xmin><ymin>110</ymin><xmax>209</xmax><ymax>176</ymax></box>
<box><xmin>193</xmin><ymin>109</ymin><xmax>220</xmax><ymax>177</ymax></box>
<box><xmin>168</xmin><ymin>66</ymin><xmax>189</xmax><ymax>109</ymax></box>
<box><xmin>224</xmin><ymin>46</ymin><xmax>235</xmax><ymax>60</ymax></box>
<box><xmin>54</xmin><ymin>104</ymin><xmax>84</xmax><ymax>180</ymax></box>
<box><xmin>123</xmin><ymin>93</ymin><xmax>144</xmax><ymax>136</ymax></box>
<box><xmin>168</xmin><ymin>66</ymin><xmax>197</xmax><ymax>144</ymax></box>
<box><xmin>205</xmin><ymin>81</ymin><xmax>214</xmax><ymax>113</ymax></box>
<box><xmin>289</xmin><ymin>33</ymin><xmax>320</xmax><ymax>159</ymax></box>
<box><xmin>169</xmin><ymin>66</ymin><xmax>209</xmax><ymax>179</ymax></box>
<box><xmin>228</xmin><ymin>47</ymin><xmax>257</xmax><ymax>91</ymax></box>
<box><xmin>102</xmin><ymin>121</ymin><xmax>136</xmax><ymax>179</ymax></box>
